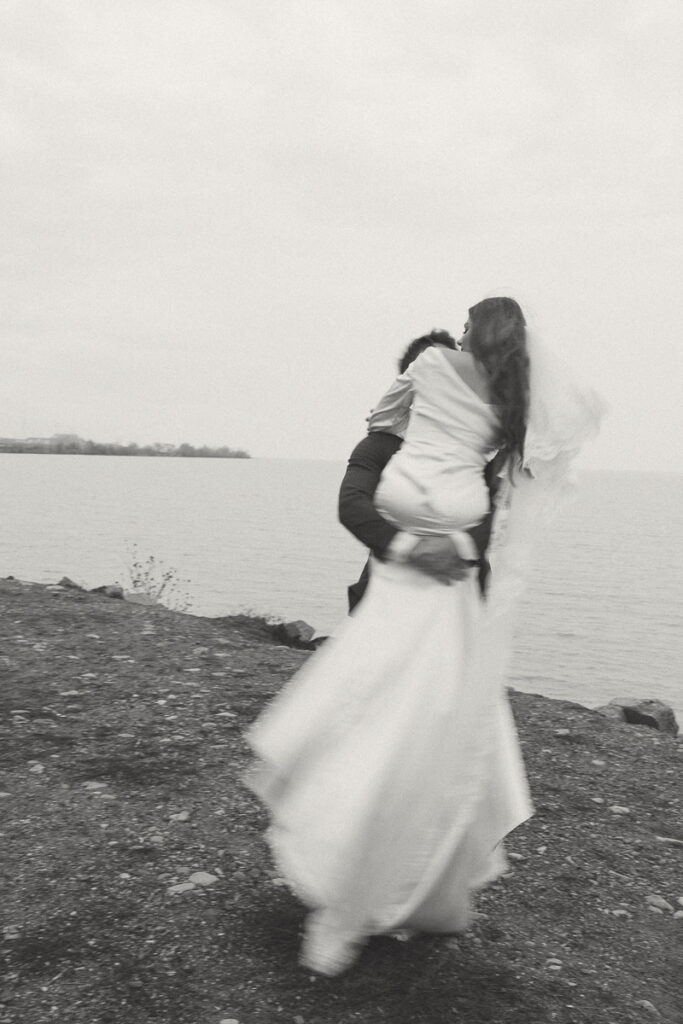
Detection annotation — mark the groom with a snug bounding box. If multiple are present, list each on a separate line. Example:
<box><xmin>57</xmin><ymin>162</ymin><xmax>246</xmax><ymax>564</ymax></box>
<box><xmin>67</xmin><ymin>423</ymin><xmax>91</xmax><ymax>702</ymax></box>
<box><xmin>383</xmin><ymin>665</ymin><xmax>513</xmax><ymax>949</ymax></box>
<box><xmin>338</xmin><ymin>330</ymin><xmax>504</xmax><ymax>611</ymax></box>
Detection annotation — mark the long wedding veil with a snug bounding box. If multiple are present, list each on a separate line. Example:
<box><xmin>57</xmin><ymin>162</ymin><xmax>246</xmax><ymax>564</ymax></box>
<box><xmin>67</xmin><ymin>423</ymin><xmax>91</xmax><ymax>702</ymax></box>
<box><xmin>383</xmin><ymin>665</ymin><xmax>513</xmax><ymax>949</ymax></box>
<box><xmin>487</xmin><ymin>330</ymin><xmax>609</xmax><ymax>623</ymax></box>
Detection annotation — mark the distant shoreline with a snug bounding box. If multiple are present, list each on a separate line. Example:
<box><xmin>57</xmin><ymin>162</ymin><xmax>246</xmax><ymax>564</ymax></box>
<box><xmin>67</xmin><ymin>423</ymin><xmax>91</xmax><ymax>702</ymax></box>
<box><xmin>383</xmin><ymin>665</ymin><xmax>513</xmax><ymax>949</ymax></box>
<box><xmin>0</xmin><ymin>436</ymin><xmax>249</xmax><ymax>459</ymax></box>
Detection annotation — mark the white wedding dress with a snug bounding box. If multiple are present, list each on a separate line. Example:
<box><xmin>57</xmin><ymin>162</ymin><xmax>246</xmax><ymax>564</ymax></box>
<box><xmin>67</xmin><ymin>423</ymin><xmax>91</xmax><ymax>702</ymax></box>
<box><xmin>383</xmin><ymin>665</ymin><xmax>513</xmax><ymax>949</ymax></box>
<box><xmin>246</xmin><ymin>342</ymin><xmax>605</xmax><ymax>975</ymax></box>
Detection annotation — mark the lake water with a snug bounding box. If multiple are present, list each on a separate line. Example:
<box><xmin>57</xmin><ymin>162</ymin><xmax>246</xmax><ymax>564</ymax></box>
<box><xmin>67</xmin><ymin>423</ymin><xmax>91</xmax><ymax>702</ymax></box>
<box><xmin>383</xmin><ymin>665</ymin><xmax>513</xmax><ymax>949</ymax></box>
<box><xmin>1</xmin><ymin>454</ymin><xmax>682</xmax><ymax>724</ymax></box>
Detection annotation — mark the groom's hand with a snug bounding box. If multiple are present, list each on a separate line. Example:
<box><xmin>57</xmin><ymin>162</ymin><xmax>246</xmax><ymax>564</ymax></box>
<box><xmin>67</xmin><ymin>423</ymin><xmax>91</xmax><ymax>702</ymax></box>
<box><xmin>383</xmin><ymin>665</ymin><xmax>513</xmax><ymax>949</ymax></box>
<box><xmin>406</xmin><ymin>537</ymin><xmax>471</xmax><ymax>584</ymax></box>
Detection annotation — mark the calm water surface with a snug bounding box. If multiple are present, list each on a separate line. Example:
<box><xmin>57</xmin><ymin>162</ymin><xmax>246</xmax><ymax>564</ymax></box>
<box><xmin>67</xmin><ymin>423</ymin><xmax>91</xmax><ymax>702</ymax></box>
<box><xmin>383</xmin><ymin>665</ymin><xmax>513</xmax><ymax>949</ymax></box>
<box><xmin>1</xmin><ymin>454</ymin><xmax>681</xmax><ymax>723</ymax></box>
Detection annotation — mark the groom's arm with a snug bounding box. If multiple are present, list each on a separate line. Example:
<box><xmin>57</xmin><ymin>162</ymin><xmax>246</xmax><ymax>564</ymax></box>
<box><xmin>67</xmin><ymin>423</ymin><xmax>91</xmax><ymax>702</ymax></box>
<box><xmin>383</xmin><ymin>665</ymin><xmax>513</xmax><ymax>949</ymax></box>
<box><xmin>338</xmin><ymin>432</ymin><xmax>402</xmax><ymax>559</ymax></box>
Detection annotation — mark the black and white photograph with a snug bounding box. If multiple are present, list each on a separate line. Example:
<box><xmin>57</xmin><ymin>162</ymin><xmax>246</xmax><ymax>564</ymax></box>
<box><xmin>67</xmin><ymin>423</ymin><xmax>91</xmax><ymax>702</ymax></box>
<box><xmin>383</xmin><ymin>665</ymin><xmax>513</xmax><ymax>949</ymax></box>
<box><xmin>1</xmin><ymin>2</ymin><xmax>681</xmax><ymax>1022</ymax></box>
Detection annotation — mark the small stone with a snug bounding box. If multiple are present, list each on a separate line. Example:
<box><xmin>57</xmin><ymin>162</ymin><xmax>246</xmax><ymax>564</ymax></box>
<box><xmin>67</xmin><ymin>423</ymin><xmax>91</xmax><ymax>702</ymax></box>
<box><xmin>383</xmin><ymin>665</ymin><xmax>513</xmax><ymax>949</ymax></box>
<box><xmin>608</xmin><ymin>805</ymin><xmax>630</xmax><ymax>815</ymax></box>
<box><xmin>611</xmin><ymin>909</ymin><xmax>631</xmax><ymax>918</ymax></box>
<box><xmin>554</xmin><ymin>728</ymin><xmax>570</xmax><ymax>737</ymax></box>
<box><xmin>655</xmin><ymin>835</ymin><xmax>683</xmax><ymax>847</ymax></box>
<box><xmin>508</xmin><ymin>852</ymin><xmax>525</xmax><ymax>861</ymax></box>
<box><xmin>673</xmin><ymin>911</ymin><xmax>683</xmax><ymax>920</ymax></box>
<box><xmin>546</xmin><ymin>958</ymin><xmax>562</xmax><ymax>966</ymax></box>
<box><xmin>294</xmin><ymin>1016</ymin><xmax>305</xmax><ymax>1024</ymax></box>
<box><xmin>58</xmin><ymin>576</ymin><xmax>83</xmax><ymax>589</ymax></box>
<box><xmin>677</xmin><ymin>897</ymin><xmax>683</xmax><ymax>907</ymax></box>
<box><xmin>189</xmin><ymin>871</ymin><xmax>218</xmax><ymax>887</ymax></box>
<box><xmin>645</xmin><ymin>895</ymin><xmax>674</xmax><ymax>912</ymax></box>
<box><xmin>590</xmin><ymin>797</ymin><xmax>604</xmax><ymax>803</ymax></box>
<box><xmin>3</xmin><ymin>925</ymin><xmax>21</xmax><ymax>940</ymax></box>
<box><xmin>0</xmin><ymin>792</ymin><xmax>11</xmax><ymax>798</ymax></box>
<box><xmin>28</xmin><ymin>763</ymin><xmax>45</xmax><ymax>774</ymax></box>
<box><xmin>220</xmin><ymin>1019</ymin><xmax>240</xmax><ymax>1024</ymax></box>
<box><xmin>634</xmin><ymin>999</ymin><xmax>661</xmax><ymax>1016</ymax></box>
<box><xmin>150</xmin><ymin>835</ymin><xmax>164</xmax><ymax>845</ymax></box>
<box><xmin>536</xmin><ymin>845</ymin><xmax>547</xmax><ymax>854</ymax></box>
<box><xmin>168</xmin><ymin>882</ymin><xmax>195</xmax><ymax>895</ymax></box>
<box><xmin>170</xmin><ymin>810</ymin><xmax>190</xmax><ymax>822</ymax></box>
<box><xmin>59</xmin><ymin>690</ymin><xmax>82</xmax><ymax>697</ymax></box>
<box><xmin>83</xmin><ymin>781</ymin><xmax>107</xmax><ymax>790</ymax></box>
<box><xmin>591</xmin><ymin>759</ymin><xmax>606</xmax><ymax>766</ymax></box>
<box><xmin>648</xmin><ymin>906</ymin><xmax>664</xmax><ymax>914</ymax></box>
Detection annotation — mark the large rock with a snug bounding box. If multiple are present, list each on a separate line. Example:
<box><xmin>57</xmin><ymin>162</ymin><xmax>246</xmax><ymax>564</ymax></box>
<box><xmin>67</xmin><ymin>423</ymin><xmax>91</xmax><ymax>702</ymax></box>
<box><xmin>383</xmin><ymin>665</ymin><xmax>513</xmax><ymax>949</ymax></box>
<box><xmin>594</xmin><ymin>698</ymin><xmax>679</xmax><ymax>737</ymax></box>
<box><xmin>90</xmin><ymin>584</ymin><xmax>124</xmax><ymax>600</ymax></box>
<box><xmin>58</xmin><ymin>576</ymin><xmax>84</xmax><ymax>590</ymax></box>
<box><xmin>282</xmin><ymin>620</ymin><xmax>315</xmax><ymax>644</ymax></box>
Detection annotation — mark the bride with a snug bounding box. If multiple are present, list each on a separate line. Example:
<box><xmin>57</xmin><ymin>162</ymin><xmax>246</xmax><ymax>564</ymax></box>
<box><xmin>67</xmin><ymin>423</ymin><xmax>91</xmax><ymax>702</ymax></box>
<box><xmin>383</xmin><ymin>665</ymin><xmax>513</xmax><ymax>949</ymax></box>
<box><xmin>246</xmin><ymin>297</ymin><xmax>605</xmax><ymax>975</ymax></box>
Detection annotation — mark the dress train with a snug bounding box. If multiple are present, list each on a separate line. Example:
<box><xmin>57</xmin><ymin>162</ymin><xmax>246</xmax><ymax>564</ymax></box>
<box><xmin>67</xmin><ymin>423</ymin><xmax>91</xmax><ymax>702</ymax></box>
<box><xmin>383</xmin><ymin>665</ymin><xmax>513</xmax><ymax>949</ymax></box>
<box><xmin>246</xmin><ymin>556</ymin><xmax>532</xmax><ymax>974</ymax></box>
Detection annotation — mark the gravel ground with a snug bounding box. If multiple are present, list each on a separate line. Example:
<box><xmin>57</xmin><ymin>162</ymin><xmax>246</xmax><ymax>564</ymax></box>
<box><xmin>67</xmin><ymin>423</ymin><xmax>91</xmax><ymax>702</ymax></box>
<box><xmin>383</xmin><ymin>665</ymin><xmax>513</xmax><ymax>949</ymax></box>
<box><xmin>0</xmin><ymin>576</ymin><xmax>681</xmax><ymax>1024</ymax></box>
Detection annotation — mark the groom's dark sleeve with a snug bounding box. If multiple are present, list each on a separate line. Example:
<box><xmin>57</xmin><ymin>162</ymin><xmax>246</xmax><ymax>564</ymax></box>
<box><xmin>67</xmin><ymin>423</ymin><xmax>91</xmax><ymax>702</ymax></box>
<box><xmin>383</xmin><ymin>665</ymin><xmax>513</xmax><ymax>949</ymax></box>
<box><xmin>338</xmin><ymin>432</ymin><xmax>402</xmax><ymax>611</ymax></box>
<box><xmin>338</xmin><ymin>432</ymin><xmax>402</xmax><ymax>558</ymax></box>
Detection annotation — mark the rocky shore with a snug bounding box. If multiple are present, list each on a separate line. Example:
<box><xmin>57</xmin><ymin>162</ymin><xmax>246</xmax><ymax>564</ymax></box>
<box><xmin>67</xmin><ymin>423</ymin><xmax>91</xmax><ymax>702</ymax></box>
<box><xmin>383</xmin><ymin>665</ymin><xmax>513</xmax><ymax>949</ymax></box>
<box><xmin>0</xmin><ymin>577</ymin><xmax>681</xmax><ymax>1024</ymax></box>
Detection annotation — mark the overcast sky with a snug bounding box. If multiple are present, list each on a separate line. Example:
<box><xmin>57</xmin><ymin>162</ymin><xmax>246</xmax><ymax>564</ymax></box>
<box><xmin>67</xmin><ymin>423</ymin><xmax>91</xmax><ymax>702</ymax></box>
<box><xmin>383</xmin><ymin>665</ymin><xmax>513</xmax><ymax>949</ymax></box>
<box><xmin>2</xmin><ymin>0</ymin><xmax>681</xmax><ymax>470</ymax></box>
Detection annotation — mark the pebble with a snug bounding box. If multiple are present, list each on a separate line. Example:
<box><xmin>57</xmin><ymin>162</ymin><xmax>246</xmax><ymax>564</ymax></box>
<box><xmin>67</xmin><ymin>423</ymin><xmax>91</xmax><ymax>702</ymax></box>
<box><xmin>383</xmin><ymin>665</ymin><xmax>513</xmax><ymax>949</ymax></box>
<box><xmin>170</xmin><ymin>810</ymin><xmax>190</xmax><ymax>822</ymax></box>
<box><xmin>634</xmin><ymin>1000</ymin><xmax>660</xmax><ymax>1016</ymax></box>
<box><xmin>673</xmin><ymin>911</ymin><xmax>683</xmax><ymax>920</ymax></box>
<box><xmin>611</xmin><ymin>909</ymin><xmax>631</xmax><ymax>918</ymax></box>
<box><xmin>554</xmin><ymin>729</ymin><xmax>570</xmax><ymax>737</ymax></box>
<box><xmin>220</xmin><ymin>1019</ymin><xmax>239</xmax><ymax>1024</ymax></box>
<box><xmin>150</xmin><ymin>835</ymin><xmax>164</xmax><ymax>845</ymax></box>
<box><xmin>508</xmin><ymin>852</ymin><xmax>525</xmax><ymax>861</ymax></box>
<box><xmin>645</xmin><ymin>895</ymin><xmax>674</xmax><ymax>912</ymax></box>
<box><xmin>655</xmin><ymin>835</ymin><xmax>683</xmax><ymax>847</ymax></box>
<box><xmin>590</xmin><ymin>797</ymin><xmax>604</xmax><ymax>804</ymax></box>
<box><xmin>28</xmin><ymin>763</ymin><xmax>45</xmax><ymax>774</ymax></box>
<box><xmin>0</xmin><ymin>792</ymin><xmax>11</xmax><ymax>799</ymax></box>
<box><xmin>591</xmin><ymin>759</ymin><xmax>606</xmax><ymax>766</ymax></box>
<box><xmin>189</xmin><ymin>871</ymin><xmax>218</xmax><ymax>886</ymax></box>
<box><xmin>536</xmin><ymin>845</ymin><xmax>547</xmax><ymax>855</ymax></box>
<box><xmin>608</xmin><ymin>805</ymin><xmax>630</xmax><ymax>815</ymax></box>
<box><xmin>168</xmin><ymin>882</ymin><xmax>195</xmax><ymax>895</ymax></box>
<box><xmin>678</xmin><ymin>897</ymin><xmax>683</xmax><ymax>907</ymax></box>
<box><xmin>83</xmin><ymin>781</ymin><xmax>107</xmax><ymax>790</ymax></box>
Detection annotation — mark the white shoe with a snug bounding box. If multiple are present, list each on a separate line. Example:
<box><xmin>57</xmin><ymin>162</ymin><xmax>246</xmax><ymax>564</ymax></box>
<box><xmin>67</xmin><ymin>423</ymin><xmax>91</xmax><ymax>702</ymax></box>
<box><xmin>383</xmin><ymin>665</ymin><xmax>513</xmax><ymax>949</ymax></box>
<box><xmin>299</xmin><ymin>912</ymin><xmax>361</xmax><ymax>977</ymax></box>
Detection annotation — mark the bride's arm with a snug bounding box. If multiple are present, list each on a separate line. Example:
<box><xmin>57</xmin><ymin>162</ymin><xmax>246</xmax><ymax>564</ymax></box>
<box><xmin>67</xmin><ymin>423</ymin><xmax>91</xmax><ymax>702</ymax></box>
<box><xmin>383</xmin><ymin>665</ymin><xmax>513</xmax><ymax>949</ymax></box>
<box><xmin>366</xmin><ymin>371</ymin><xmax>413</xmax><ymax>439</ymax></box>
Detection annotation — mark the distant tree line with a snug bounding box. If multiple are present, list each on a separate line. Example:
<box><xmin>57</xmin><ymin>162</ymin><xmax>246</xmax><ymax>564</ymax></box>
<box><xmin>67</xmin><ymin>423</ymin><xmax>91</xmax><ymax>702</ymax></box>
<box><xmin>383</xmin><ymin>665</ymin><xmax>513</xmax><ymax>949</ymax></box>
<box><xmin>0</xmin><ymin>435</ymin><xmax>250</xmax><ymax>458</ymax></box>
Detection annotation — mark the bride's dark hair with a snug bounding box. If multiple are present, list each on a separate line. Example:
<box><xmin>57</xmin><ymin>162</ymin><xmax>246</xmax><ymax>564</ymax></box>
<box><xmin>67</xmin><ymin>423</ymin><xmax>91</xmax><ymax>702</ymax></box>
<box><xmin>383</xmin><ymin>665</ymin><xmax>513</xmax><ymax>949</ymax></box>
<box><xmin>467</xmin><ymin>296</ymin><xmax>529</xmax><ymax>460</ymax></box>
